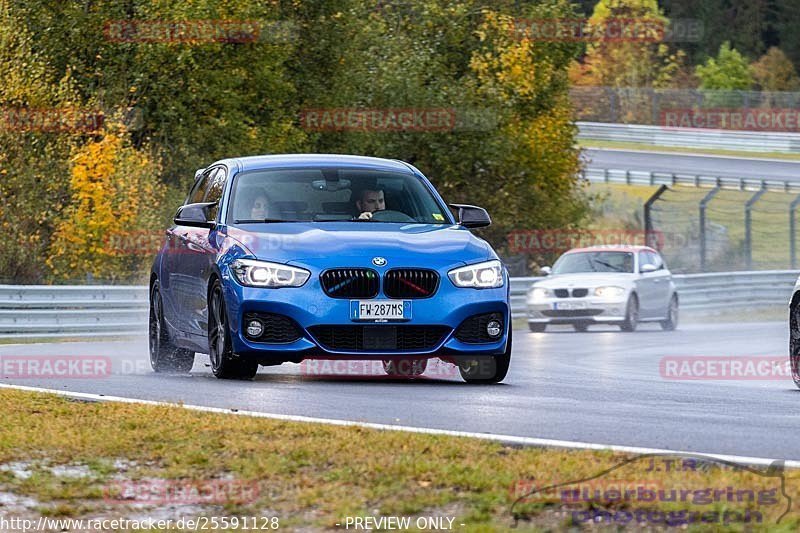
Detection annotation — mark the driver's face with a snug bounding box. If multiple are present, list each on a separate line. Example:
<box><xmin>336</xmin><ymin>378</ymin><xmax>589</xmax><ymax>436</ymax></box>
<box><xmin>358</xmin><ymin>190</ymin><xmax>385</xmax><ymax>213</ymax></box>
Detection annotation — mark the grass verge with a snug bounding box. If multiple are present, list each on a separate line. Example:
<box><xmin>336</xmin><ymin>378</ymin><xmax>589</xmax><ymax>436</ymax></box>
<box><xmin>580</xmin><ymin>139</ymin><xmax>800</xmax><ymax>161</ymax></box>
<box><xmin>1</xmin><ymin>388</ymin><xmax>799</xmax><ymax>531</ymax></box>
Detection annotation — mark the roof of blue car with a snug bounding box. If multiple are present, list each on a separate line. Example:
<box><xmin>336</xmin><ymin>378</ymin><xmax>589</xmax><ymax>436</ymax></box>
<box><xmin>219</xmin><ymin>154</ymin><xmax>414</xmax><ymax>173</ymax></box>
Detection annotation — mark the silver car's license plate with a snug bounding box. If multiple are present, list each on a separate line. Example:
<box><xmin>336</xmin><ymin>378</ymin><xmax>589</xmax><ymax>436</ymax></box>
<box><xmin>553</xmin><ymin>301</ymin><xmax>587</xmax><ymax>310</ymax></box>
<box><xmin>351</xmin><ymin>300</ymin><xmax>410</xmax><ymax>321</ymax></box>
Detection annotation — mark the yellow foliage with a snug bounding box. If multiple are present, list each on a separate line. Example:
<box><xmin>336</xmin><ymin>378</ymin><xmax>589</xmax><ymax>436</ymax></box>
<box><xmin>47</xmin><ymin>126</ymin><xmax>166</xmax><ymax>282</ymax></box>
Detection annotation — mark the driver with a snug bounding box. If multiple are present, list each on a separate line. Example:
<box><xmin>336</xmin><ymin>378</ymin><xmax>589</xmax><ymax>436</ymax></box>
<box><xmin>355</xmin><ymin>188</ymin><xmax>386</xmax><ymax>220</ymax></box>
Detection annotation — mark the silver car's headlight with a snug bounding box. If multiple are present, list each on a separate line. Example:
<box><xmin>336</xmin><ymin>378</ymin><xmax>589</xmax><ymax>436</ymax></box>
<box><xmin>594</xmin><ymin>286</ymin><xmax>626</xmax><ymax>298</ymax></box>
<box><xmin>530</xmin><ymin>287</ymin><xmax>553</xmax><ymax>301</ymax></box>
<box><xmin>448</xmin><ymin>260</ymin><xmax>504</xmax><ymax>288</ymax></box>
<box><xmin>231</xmin><ymin>259</ymin><xmax>310</xmax><ymax>288</ymax></box>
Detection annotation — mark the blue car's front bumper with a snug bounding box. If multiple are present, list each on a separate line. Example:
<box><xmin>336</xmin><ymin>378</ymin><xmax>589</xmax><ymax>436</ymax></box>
<box><xmin>220</xmin><ymin>268</ymin><xmax>510</xmax><ymax>361</ymax></box>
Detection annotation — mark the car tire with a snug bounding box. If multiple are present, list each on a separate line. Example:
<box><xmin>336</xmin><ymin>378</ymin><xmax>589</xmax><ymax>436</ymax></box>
<box><xmin>383</xmin><ymin>358</ymin><xmax>428</xmax><ymax>377</ymax></box>
<box><xmin>573</xmin><ymin>323</ymin><xmax>589</xmax><ymax>332</ymax></box>
<box><xmin>459</xmin><ymin>325</ymin><xmax>512</xmax><ymax>384</ymax></box>
<box><xmin>660</xmin><ymin>295</ymin><xmax>679</xmax><ymax>331</ymax></box>
<box><xmin>208</xmin><ymin>280</ymin><xmax>258</xmax><ymax>380</ymax></box>
<box><xmin>620</xmin><ymin>294</ymin><xmax>639</xmax><ymax>332</ymax></box>
<box><xmin>528</xmin><ymin>323</ymin><xmax>546</xmax><ymax>333</ymax></box>
<box><xmin>790</xmin><ymin>302</ymin><xmax>800</xmax><ymax>390</ymax></box>
<box><xmin>149</xmin><ymin>281</ymin><xmax>195</xmax><ymax>373</ymax></box>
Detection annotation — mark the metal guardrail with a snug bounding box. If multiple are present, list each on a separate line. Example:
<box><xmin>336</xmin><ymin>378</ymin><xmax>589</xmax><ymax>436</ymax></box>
<box><xmin>0</xmin><ymin>285</ymin><xmax>149</xmax><ymax>338</ymax></box>
<box><xmin>578</xmin><ymin>121</ymin><xmax>800</xmax><ymax>154</ymax></box>
<box><xmin>510</xmin><ymin>270</ymin><xmax>799</xmax><ymax>319</ymax></box>
<box><xmin>2</xmin><ymin>271</ymin><xmax>796</xmax><ymax>337</ymax></box>
<box><xmin>582</xmin><ymin>167</ymin><xmax>800</xmax><ymax>193</ymax></box>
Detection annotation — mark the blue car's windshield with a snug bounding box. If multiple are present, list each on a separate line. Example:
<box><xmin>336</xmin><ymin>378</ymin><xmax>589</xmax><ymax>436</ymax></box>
<box><xmin>229</xmin><ymin>168</ymin><xmax>451</xmax><ymax>224</ymax></box>
<box><xmin>552</xmin><ymin>251</ymin><xmax>634</xmax><ymax>274</ymax></box>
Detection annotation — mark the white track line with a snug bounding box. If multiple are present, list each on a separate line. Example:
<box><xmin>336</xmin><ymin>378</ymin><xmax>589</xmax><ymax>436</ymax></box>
<box><xmin>2</xmin><ymin>383</ymin><xmax>798</xmax><ymax>468</ymax></box>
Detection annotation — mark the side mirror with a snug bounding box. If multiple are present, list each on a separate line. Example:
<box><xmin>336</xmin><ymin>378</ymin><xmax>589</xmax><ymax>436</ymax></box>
<box><xmin>540</xmin><ymin>266</ymin><xmax>552</xmax><ymax>276</ymax></box>
<box><xmin>449</xmin><ymin>203</ymin><xmax>491</xmax><ymax>229</ymax></box>
<box><xmin>640</xmin><ymin>263</ymin><xmax>657</xmax><ymax>273</ymax></box>
<box><xmin>174</xmin><ymin>202</ymin><xmax>217</xmax><ymax>229</ymax></box>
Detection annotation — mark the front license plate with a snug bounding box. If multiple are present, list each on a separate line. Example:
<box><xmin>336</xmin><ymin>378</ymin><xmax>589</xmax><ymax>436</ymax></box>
<box><xmin>351</xmin><ymin>300</ymin><xmax>410</xmax><ymax>321</ymax></box>
<box><xmin>554</xmin><ymin>301</ymin><xmax>587</xmax><ymax>310</ymax></box>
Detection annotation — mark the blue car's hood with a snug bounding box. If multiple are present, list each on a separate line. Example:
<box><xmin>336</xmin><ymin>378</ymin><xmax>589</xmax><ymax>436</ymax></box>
<box><xmin>226</xmin><ymin>222</ymin><xmax>493</xmax><ymax>268</ymax></box>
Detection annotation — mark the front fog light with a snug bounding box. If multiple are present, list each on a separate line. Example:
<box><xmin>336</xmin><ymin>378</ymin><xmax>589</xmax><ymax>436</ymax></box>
<box><xmin>246</xmin><ymin>320</ymin><xmax>264</xmax><ymax>337</ymax></box>
<box><xmin>486</xmin><ymin>319</ymin><xmax>502</xmax><ymax>338</ymax></box>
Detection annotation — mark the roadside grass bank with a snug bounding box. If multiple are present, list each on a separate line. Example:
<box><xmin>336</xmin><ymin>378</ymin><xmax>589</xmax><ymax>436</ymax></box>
<box><xmin>580</xmin><ymin>139</ymin><xmax>800</xmax><ymax>161</ymax></box>
<box><xmin>1</xmin><ymin>388</ymin><xmax>799</xmax><ymax>531</ymax></box>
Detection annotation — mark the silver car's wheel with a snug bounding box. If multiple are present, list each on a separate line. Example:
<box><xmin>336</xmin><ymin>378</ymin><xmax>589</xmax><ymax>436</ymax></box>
<box><xmin>620</xmin><ymin>294</ymin><xmax>639</xmax><ymax>332</ymax></box>
<box><xmin>660</xmin><ymin>295</ymin><xmax>679</xmax><ymax>331</ymax></box>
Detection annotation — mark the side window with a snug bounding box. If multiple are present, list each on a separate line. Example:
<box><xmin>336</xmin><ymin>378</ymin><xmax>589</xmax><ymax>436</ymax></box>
<box><xmin>188</xmin><ymin>170</ymin><xmax>212</xmax><ymax>204</ymax></box>
<box><xmin>638</xmin><ymin>251</ymin><xmax>650</xmax><ymax>272</ymax></box>
<box><xmin>203</xmin><ymin>167</ymin><xmax>227</xmax><ymax>220</ymax></box>
<box><xmin>649</xmin><ymin>251</ymin><xmax>665</xmax><ymax>270</ymax></box>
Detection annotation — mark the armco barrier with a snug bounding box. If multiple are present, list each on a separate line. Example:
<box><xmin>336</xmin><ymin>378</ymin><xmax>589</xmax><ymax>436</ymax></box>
<box><xmin>0</xmin><ymin>285</ymin><xmax>149</xmax><ymax>338</ymax></box>
<box><xmin>511</xmin><ymin>270</ymin><xmax>799</xmax><ymax>319</ymax></box>
<box><xmin>578</xmin><ymin>121</ymin><xmax>800</xmax><ymax>154</ymax></box>
<box><xmin>1</xmin><ymin>271</ymin><xmax>796</xmax><ymax>337</ymax></box>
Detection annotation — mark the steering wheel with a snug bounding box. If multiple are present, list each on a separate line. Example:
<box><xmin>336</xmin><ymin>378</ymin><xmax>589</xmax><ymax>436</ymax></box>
<box><xmin>369</xmin><ymin>209</ymin><xmax>416</xmax><ymax>223</ymax></box>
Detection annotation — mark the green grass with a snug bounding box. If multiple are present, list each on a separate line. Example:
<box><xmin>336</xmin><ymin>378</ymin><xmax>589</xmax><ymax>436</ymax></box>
<box><xmin>1</xmin><ymin>388</ymin><xmax>799</xmax><ymax>531</ymax></box>
<box><xmin>580</xmin><ymin>139</ymin><xmax>800</xmax><ymax>161</ymax></box>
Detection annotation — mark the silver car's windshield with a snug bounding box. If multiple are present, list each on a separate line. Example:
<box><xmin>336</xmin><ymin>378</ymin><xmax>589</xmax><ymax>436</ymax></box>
<box><xmin>552</xmin><ymin>251</ymin><xmax>634</xmax><ymax>274</ymax></box>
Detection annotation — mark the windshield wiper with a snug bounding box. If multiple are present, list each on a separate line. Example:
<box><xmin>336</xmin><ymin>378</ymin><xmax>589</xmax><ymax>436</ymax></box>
<box><xmin>590</xmin><ymin>258</ymin><xmax>623</xmax><ymax>272</ymax></box>
<box><xmin>234</xmin><ymin>218</ymin><xmax>294</xmax><ymax>224</ymax></box>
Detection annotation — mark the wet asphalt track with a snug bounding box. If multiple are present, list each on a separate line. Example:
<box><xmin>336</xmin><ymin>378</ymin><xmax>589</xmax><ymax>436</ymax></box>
<box><xmin>1</xmin><ymin>321</ymin><xmax>798</xmax><ymax>460</ymax></box>
<box><xmin>584</xmin><ymin>148</ymin><xmax>800</xmax><ymax>182</ymax></box>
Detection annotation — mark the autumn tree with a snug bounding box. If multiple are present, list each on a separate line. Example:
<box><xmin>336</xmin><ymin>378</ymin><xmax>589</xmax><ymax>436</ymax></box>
<box><xmin>751</xmin><ymin>47</ymin><xmax>800</xmax><ymax>92</ymax></box>
<box><xmin>46</xmin><ymin>125</ymin><xmax>166</xmax><ymax>282</ymax></box>
<box><xmin>574</xmin><ymin>0</ymin><xmax>685</xmax><ymax>88</ymax></box>
<box><xmin>695</xmin><ymin>42</ymin><xmax>753</xmax><ymax>90</ymax></box>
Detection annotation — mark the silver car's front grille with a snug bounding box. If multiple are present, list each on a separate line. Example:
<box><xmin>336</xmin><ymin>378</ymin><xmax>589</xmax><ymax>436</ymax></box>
<box><xmin>554</xmin><ymin>288</ymin><xmax>588</xmax><ymax>298</ymax></box>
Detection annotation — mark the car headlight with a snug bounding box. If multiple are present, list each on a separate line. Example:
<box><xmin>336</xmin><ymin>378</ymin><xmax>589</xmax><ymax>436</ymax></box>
<box><xmin>231</xmin><ymin>259</ymin><xmax>310</xmax><ymax>288</ymax></box>
<box><xmin>594</xmin><ymin>286</ymin><xmax>626</xmax><ymax>298</ymax></box>
<box><xmin>448</xmin><ymin>260</ymin><xmax>504</xmax><ymax>288</ymax></box>
<box><xmin>530</xmin><ymin>287</ymin><xmax>552</xmax><ymax>301</ymax></box>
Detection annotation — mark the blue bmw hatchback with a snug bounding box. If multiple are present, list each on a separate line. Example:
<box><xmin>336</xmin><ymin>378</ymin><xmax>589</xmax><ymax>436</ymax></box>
<box><xmin>149</xmin><ymin>154</ymin><xmax>511</xmax><ymax>383</ymax></box>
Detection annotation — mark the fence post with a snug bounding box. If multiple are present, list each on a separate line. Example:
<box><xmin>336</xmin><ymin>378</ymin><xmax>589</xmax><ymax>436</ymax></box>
<box><xmin>744</xmin><ymin>186</ymin><xmax>767</xmax><ymax>270</ymax></box>
<box><xmin>644</xmin><ymin>185</ymin><xmax>668</xmax><ymax>249</ymax></box>
<box><xmin>699</xmin><ymin>186</ymin><xmax>720</xmax><ymax>272</ymax></box>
